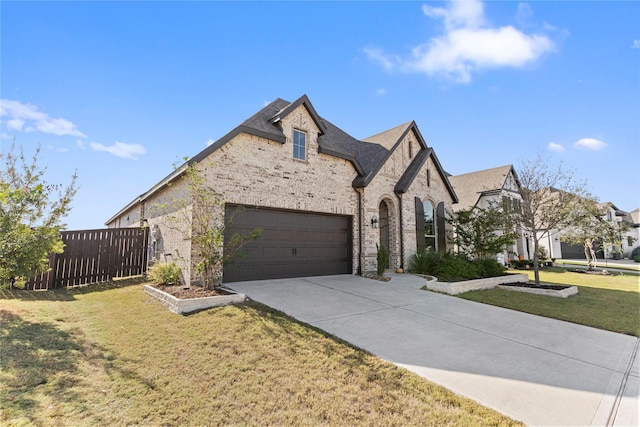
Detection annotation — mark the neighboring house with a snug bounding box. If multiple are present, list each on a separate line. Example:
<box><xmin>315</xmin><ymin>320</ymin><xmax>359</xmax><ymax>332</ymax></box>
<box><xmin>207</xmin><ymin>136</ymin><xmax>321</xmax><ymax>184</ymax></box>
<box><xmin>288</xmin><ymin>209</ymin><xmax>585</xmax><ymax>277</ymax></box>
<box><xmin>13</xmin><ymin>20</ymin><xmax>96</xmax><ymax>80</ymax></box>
<box><xmin>544</xmin><ymin>201</ymin><xmax>638</xmax><ymax>260</ymax></box>
<box><xmin>448</xmin><ymin>165</ymin><xmax>529</xmax><ymax>264</ymax></box>
<box><xmin>106</xmin><ymin>95</ymin><xmax>458</xmax><ymax>283</ymax></box>
<box><xmin>626</xmin><ymin>208</ymin><xmax>640</xmax><ymax>257</ymax></box>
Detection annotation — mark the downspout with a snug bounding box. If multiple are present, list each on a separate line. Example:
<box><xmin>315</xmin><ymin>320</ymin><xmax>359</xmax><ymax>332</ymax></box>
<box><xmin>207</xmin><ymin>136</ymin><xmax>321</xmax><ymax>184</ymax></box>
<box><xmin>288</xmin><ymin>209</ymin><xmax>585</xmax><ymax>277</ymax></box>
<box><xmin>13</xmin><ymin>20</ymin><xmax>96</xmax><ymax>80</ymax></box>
<box><xmin>395</xmin><ymin>192</ymin><xmax>404</xmax><ymax>270</ymax></box>
<box><xmin>356</xmin><ymin>188</ymin><xmax>363</xmax><ymax>275</ymax></box>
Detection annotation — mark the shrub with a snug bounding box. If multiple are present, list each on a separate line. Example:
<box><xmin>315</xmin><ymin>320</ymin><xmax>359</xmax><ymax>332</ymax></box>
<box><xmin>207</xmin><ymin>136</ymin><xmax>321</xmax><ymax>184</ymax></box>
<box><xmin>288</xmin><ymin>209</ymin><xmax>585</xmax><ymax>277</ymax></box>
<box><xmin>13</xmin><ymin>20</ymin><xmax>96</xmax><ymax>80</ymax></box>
<box><xmin>408</xmin><ymin>250</ymin><xmax>440</xmax><ymax>275</ymax></box>
<box><xmin>474</xmin><ymin>259</ymin><xmax>506</xmax><ymax>278</ymax></box>
<box><xmin>376</xmin><ymin>244</ymin><xmax>390</xmax><ymax>276</ymax></box>
<box><xmin>148</xmin><ymin>262</ymin><xmax>182</xmax><ymax>285</ymax></box>
<box><xmin>631</xmin><ymin>247</ymin><xmax>640</xmax><ymax>263</ymax></box>
<box><xmin>408</xmin><ymin>251</ymin><xmax>503</xmax><ymax>282</ymax></box>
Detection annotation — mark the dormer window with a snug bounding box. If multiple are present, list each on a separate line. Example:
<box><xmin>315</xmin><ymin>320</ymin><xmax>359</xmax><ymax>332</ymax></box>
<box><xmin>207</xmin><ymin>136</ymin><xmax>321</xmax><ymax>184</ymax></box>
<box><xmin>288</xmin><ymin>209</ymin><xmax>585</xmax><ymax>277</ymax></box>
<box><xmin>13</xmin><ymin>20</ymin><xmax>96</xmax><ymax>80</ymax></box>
<box><xmin>293</xmin><ymin>130</ymin><xmax>306</xmax><ymax>160</ymax></box>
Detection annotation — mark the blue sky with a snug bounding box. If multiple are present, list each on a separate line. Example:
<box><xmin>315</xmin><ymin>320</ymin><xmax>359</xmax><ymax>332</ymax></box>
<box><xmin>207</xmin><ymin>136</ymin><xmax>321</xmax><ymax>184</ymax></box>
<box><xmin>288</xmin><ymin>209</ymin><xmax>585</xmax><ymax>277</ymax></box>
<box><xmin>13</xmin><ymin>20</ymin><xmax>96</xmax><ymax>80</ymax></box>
<box><xmin>1</xmin><ymin>0</ymin><xmax>638</xmax><ymax>230</ymax></box>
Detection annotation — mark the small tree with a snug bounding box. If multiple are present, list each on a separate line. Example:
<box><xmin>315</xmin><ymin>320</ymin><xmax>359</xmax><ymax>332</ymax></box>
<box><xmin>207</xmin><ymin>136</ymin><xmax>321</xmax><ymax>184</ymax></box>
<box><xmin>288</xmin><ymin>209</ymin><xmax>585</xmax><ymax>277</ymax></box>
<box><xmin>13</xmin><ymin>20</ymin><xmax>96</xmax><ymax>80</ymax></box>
<box><xmin>563</xmin><ymin>201</ymin><xmax>633</xmax><ymax>269</ymax></box>
<box><xmin>514</xmin><ymin>155</ymin><xmax>595</xmax><ymax>285</ymax></box>
<box><xmin>163</xmin><ymin>161</ymin><xmax>260</xmax><ymax>290</ymax></box>
<box><xmin>448</xmin><ymin>203</ymin><xmax>519</xmax><ymax>260</ymax></box>
<box><xmin>0</xmin><ymin>143</ymin><xmax>77</xmax><ymax>287</ymax></box>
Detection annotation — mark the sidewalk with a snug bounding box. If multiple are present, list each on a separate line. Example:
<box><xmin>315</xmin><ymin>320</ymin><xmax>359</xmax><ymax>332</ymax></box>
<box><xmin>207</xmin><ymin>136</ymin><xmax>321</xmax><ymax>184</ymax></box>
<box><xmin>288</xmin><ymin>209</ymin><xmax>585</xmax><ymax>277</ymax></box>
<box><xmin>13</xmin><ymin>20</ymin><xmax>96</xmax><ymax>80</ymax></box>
<box><xmin>230</xmin><ymin>274</ymin><xmax>639</xmax><ymax>426</ymax></box>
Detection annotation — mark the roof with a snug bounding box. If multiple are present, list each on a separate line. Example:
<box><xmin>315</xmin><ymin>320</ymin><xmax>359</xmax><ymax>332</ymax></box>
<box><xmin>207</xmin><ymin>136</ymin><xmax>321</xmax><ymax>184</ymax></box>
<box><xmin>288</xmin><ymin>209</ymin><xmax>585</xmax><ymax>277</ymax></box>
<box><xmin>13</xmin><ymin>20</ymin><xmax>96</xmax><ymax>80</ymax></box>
<box><xmin>448</xmin><ymin>164</ymin><xmax>519</xmax><ymax>211</ymax></box>
<box><xmin>106</xmin><ymin>95</ymin><xmax>458</xmax><ymax>224</ymax></box>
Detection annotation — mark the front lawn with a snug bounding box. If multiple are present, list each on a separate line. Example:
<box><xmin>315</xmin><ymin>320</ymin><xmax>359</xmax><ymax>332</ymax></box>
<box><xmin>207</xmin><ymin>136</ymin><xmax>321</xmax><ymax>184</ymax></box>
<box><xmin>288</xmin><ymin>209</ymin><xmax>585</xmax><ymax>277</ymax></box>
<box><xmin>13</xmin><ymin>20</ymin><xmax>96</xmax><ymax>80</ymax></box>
<box><xmin>0</xmin><ymin>280</ymin><xmax>520</xmax><ymax>426</ymax></box>
<box><xmin>458</xmin><ymin>268</ymin><xmax>640</xmax><ymax>337</ymax></box>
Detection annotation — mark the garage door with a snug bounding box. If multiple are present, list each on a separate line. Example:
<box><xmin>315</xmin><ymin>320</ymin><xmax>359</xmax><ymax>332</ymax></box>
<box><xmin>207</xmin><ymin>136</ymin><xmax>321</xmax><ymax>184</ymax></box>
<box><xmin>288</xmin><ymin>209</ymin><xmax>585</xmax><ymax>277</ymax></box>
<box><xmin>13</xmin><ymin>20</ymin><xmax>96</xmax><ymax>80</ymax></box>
<box><xmin>560</xmin><ymin>242</ymin><xmax>602</xmax><ymax>260</ymax></box>
<box><xmin>223</xmin><ymin>205</ymin><xmax>352</xmax><ymax>283</ymax></box>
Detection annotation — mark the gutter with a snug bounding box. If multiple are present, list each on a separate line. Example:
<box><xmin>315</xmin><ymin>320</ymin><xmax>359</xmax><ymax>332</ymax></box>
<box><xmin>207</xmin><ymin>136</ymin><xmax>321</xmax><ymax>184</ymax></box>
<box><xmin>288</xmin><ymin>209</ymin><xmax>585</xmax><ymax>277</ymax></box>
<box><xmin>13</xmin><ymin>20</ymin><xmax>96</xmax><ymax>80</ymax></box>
<box><xmin>395</xmin><ymin>192</ymin><xmax>404</xmax><ymax>269</ymax></box>
<box><xmin>356</xmin><ymin>188</ymin><xmax>363</xmax><ymax>275</ymax></box>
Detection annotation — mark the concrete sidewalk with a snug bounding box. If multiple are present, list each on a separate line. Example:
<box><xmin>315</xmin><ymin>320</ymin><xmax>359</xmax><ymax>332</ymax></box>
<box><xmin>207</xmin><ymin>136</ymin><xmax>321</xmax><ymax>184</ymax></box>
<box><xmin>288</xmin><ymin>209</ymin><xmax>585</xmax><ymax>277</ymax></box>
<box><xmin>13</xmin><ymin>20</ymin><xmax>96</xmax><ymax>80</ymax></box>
<box><xmin>229</xmin><ymin>274</ymin><xmax>639</xmax><ymax>426</ymax></box>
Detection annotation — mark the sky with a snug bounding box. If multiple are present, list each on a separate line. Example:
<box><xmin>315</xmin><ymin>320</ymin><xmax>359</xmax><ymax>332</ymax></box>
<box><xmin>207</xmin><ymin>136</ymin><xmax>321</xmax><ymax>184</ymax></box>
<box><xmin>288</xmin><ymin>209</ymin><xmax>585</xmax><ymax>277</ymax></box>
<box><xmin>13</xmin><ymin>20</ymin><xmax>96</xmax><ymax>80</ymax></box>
<box><xmin>1</xmin><ymin>0</ymin><xmax>639</xmax><ymax>230</ymax></box>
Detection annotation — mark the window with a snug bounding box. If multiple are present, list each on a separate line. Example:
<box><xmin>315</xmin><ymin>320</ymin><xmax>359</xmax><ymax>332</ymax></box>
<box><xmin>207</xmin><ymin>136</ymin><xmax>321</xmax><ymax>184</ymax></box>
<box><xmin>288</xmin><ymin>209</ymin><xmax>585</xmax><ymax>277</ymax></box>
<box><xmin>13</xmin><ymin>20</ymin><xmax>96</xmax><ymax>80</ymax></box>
<box><xmin>423</xmin><ymin>200</ymin><xmax>435</xmax><ymax>251</ymax></box>
<box><xmin>426</xmin><ymin>169</ymin><xmax>431</xmax><ymax>187</ymax></box>
<box><xmin>293</xmin><ymin>130</ymin><xmax>306</xmax><ymax>160</ymax></box>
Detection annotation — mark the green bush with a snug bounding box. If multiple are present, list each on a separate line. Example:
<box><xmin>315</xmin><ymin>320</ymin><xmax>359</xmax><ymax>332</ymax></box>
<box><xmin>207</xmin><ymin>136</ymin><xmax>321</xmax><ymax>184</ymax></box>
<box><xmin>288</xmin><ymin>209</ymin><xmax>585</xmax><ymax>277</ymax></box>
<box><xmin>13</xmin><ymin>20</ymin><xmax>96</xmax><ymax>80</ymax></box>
<box><xmin>148</xmin><ymin>262</ymin><xmax>182</xmax><ymax>285</ymax></box>
<box><xmin>408</xmin><ymin>251</ymin><xmax>506</xmax><ymax>282</ymax></box>
<box><xmin>408</xmin><ymin>250</ymin><xmax>438</xmax><ymax>275</ymax></box>
<box><xmin>409</xmin><ymin>251</ymin><xmax>505</xmax><ymax>282</ymax></box>
<box><xmin>376</xmin><ymin>244</ymin><xmax>390</xmax><ymax>276</ymax></box>
<box><xmin>474</xmin><ymin>258</ymin><xmax>506</xmax><ymax>278</ymax></box>
<box><xmin>631</xmin><ymin>247</ymin><xmax>640</xmax><ymax>263</ymax></box>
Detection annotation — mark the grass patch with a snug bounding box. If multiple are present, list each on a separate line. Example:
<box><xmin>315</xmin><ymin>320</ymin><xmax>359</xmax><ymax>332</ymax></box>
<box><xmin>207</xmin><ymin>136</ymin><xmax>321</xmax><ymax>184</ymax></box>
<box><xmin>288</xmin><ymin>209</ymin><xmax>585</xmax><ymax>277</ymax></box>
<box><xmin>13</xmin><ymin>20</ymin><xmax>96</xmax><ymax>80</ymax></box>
<box><xmin>1</xmin><ymin>282</ymin><xmax>520</xmax><ymax>426</ymax></box>
<box><xmin>459</xmin><ymin>268</ymin><xmax>640</xmax><ymax>336</ymax></box>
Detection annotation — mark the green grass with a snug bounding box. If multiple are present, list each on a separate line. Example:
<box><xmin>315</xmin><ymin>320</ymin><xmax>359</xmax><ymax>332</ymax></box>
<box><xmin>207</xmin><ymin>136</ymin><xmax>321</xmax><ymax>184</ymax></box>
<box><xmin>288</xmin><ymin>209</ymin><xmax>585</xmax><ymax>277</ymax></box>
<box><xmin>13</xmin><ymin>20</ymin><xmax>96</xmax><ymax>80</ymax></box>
<box><xmin>1</xmin><ymin>280</ymin><xmax>520</xmax><ymax>426</ymax></box>
<box><xmin>459</xmin><ymin>268</ymin><xmax>640</xmax><ymax>337</ymax></box>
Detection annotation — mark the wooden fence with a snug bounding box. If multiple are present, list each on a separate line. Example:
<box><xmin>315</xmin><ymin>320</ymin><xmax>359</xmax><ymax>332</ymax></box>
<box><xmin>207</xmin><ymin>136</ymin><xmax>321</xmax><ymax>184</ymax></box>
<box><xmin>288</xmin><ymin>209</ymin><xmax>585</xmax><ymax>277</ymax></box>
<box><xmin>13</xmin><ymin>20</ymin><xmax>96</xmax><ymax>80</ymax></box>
<box><xmin>26</xmin><ymin>227</ymin><xmax>149</xmax><ymax>290</ymax></box>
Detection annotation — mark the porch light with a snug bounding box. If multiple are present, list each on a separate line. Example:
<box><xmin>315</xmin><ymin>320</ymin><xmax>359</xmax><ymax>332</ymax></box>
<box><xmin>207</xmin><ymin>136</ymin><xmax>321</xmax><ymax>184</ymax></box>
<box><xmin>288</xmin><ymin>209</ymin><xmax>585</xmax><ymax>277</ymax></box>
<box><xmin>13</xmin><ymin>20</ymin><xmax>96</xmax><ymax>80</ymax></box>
<box><xmin>371</xmin><ymin>216</ymin><xmax>379</xmax><ymax>229</ymax></box>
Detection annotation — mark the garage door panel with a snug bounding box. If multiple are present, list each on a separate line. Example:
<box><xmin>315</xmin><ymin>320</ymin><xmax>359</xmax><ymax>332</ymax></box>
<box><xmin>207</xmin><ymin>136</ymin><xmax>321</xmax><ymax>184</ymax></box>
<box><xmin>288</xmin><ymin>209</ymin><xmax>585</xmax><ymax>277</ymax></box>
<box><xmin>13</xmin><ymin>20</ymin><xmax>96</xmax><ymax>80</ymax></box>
<box><xmin>223</xmin><ymin>205</ymin><xmax>352</xmax><ymax>283</ymax></box>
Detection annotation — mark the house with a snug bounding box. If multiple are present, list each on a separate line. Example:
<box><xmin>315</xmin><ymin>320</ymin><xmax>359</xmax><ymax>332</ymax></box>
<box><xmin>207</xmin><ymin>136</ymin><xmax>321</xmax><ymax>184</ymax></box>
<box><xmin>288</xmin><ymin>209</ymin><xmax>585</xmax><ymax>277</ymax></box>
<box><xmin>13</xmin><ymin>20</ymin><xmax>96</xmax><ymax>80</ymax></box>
<box><xmin>106</xmin><ymin>95</ymin><xmax>458</xmax><ymax>283</ymax></box>
<box><xmin>448</xmin><ymin>165</ymin><xmax>529</xmax><ymax>264</ymax></box>
<box><xmin>554</xmin><ymin>202</ymin><xmax>639</xmax><ymax>260</ymax></box>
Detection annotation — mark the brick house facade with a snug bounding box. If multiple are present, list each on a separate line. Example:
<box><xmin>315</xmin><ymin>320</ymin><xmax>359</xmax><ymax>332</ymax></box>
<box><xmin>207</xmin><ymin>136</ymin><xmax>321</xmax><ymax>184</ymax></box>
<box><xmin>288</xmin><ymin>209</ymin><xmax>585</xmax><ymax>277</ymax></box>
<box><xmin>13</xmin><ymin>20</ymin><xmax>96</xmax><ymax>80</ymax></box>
<box><xmin>106</xmin><ymin>95</ymin><xmax>458</xmax><ymax>283</ymax></box>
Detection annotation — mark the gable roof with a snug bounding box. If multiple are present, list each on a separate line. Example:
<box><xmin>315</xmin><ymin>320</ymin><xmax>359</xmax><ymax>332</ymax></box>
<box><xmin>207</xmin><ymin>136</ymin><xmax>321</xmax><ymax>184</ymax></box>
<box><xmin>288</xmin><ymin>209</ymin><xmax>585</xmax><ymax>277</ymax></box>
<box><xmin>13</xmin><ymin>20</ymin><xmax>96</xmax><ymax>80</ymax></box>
<box><xmin>448</xmin><ymin>164</ymin><xmax>519</xmax><ymax>211</ymax></box>
<box><xmin>394</xmin><ymin>148</ymin><xmax>459</xmax><ymax>203</ymax></box>
<box><xmin>363</xmin><ymin>121</ymin><xmax>418</xmax><ymax>150</ymax></box>
<box><xmin>106</xmin><ymin>95</ymin><xmax>458</xmax><ymax>224</ymax></box>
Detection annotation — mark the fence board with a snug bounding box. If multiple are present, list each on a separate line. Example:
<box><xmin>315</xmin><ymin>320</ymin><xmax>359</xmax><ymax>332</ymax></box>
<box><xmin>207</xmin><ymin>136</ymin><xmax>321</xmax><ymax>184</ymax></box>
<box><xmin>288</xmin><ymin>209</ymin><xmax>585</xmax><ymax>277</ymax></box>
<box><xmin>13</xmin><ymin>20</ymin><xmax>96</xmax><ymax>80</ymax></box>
<box><xmin>25</xmin><ymin>227</ymin><xmax>149</xmax><ymax>290</ymax></box>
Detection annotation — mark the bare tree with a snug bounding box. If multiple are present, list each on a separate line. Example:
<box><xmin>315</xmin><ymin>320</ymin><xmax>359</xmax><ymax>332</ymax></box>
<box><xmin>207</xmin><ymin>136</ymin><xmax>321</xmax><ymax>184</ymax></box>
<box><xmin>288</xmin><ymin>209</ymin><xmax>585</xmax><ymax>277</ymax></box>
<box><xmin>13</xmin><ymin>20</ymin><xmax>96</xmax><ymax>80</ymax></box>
<box><xmin>158</xmin><ymin>160</ymin><xmax>260</xmax><ymax>290</ymax></box>
<box><xmin>563</xmin><ymin>201</ymin><xmax>633</xmax><ymax>270</ymax></box>
<box><xmin>515</xmin><ymin>155</ymin><xmax>595</xmax><ymax>285</ymax></box>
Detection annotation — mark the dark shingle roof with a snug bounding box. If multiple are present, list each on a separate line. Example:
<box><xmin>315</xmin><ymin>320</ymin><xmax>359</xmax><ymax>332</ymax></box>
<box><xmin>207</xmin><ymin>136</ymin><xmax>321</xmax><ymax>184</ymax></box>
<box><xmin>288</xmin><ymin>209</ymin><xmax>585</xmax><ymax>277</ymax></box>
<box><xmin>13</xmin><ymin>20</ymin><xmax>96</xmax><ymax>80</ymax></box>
<box><xmin>448</xmin><ymin>164</ymin><xmax>517</xmax><ymax>211</ymax></box>
<box><xmin>106</xmin><ymin>95</ymin><xmax>457</xmax><ymax>224</ymax></box>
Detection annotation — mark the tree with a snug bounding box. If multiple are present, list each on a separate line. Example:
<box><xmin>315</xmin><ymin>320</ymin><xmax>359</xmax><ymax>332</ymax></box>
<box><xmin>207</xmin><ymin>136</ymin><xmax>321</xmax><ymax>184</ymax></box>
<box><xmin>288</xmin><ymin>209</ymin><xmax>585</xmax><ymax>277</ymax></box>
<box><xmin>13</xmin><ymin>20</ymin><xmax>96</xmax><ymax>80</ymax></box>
<box><xmin>563</xmin><ymin>201</ymin><xmax>633</xmax><ymax>269</ymax></box>
<box><xmin>161</xmin><ymin>160</ymin><xmax>260</xmax><ymax>290</ymax></box>
<box><xmin>515</xmin><ymin>155</ymin><xmax>595</xmax><ymax>285</ymax></box>
<box><xmin>0</xmin><ymin>143</ymin><xmax>77</xmax><ymax>287</ymax></box>
<box><xmin>448</xmin><ymin>203</ymin><xmax>519</xmax><ymax>260</ymax></box>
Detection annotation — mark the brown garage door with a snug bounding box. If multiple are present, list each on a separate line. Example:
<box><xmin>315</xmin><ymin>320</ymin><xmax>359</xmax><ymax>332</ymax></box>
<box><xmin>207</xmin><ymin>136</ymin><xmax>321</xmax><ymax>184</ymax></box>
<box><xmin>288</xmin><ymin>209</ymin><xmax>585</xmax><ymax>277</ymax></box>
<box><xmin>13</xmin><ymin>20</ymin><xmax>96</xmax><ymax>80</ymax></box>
<box><xmin>223</xmin><ymin>205</ymin><xmax>352</xmax><ymax>283</ymax></box>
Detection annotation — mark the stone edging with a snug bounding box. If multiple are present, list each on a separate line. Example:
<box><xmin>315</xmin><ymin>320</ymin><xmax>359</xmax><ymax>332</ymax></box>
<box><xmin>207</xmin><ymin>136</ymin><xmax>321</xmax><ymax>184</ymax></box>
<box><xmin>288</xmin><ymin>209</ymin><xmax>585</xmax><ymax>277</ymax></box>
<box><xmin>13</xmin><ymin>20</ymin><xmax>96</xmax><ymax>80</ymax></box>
<box><xmin>497</xmin><ymin>284</ymin><xmax>578</xmax><ymax>298</ymax></box>
<box><xmin>423</xmin><ymin>274</ymin><xmax>529</xmax><ymax>295</ymax></box>
<box><xmin>144</xmin><ymin>284</ymin><xmax>246</xmax><ymax>314</ymax></box>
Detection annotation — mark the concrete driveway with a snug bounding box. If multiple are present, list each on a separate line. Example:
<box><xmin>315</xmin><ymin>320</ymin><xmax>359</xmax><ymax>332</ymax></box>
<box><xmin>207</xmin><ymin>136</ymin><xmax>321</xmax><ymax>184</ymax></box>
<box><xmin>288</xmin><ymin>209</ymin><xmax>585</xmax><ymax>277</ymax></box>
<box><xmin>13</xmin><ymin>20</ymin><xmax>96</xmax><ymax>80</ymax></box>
<box><xmin>229</xmin><ymin>274</ymin><xmax>639</xmax><ymax>426</ymax></box>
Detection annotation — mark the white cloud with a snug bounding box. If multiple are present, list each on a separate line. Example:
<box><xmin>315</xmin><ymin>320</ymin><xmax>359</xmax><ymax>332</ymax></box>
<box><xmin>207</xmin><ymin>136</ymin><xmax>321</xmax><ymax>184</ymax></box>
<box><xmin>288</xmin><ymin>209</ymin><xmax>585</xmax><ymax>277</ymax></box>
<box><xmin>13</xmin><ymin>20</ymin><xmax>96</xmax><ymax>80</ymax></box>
<box><xmin>547</xmin><ymin>142</ymin><xmax>565</xmax><ymax>152</ymax></box>
<box><xmin>423</xmin><ymin>0</ymin><xmax>486</xmax><ymax>30</ymax></box>
<box><xmin>375</xmin><ymin>87</ymin><xmax>387</xmax><ymax>96</ymax></box>
<box><xmin>516</xmin><ymin>2</ymin><xmax>533</xmax><ymax>26</ymax></box>
<box><xmin>0</xmin><ymin>99</ymin><xmax>87</xmax><ymax>138</ymax></box>
<box><xmin>75</xmin><ymin>139</ymin><xmax>86</xmax><ymax>149</ymax></box>
<box><xmin>574</xmin><ymin>138</ymin><xmax>607</xmax><ymax>151</ymax></box>
<box><xmin>363</xmin><ymin>47</ymin><xmax>398</xmax><ymax>71</ymax></box>
<box><xmin>205</xmin><ymin>139</ymin><xmax>215</xmax><ymax>146</ymax></box>
<box><xmin>90</xmin><ymin>141</ymin><xmax>147</xmax><ymax>159</ymax></box>
<box><xmin>365</xmin><ymin>0</ymin><xmax>555</xmax><ymax>84</ymax></box>
<box><xmin>632</xmin><ymin>40</ymin><xmax>640</xmax><ymax>49</ymax></box>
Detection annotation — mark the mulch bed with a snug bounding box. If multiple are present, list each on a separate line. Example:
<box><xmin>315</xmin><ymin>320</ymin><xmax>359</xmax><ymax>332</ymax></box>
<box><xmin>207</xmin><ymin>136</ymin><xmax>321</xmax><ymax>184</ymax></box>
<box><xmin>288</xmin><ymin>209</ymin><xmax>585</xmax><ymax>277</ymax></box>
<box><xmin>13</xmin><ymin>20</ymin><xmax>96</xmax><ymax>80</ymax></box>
<box><xmin>572</xmin><ymin>269</ymin><xmax>613</xmax><ymax>276</ymax></box>
<box><xmin>499</xmin><ymin>283</ymin><xmax>571</xmax><ymax>291</ymax></box>
<box><xmin>153</xmin><ymin>284</ymin><xmax>233</xmax><ymax>299</ymax></box>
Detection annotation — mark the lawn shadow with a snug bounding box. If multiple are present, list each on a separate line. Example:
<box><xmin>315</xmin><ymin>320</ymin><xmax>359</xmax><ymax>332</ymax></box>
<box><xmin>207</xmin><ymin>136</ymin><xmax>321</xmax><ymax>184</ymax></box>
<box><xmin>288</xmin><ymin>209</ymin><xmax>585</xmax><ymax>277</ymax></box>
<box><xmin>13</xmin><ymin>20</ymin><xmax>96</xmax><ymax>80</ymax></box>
<box><xmin>0</xmin><ymin>308</ymin><xmax>153</xmax><ymax>425</ymax></box>
<box><xmin>1</xmin><ymin>310</ymin><xmax>90</xmax><ymax>422</ymax></box>
<box><xmin>0</xmin><ymin>276</ymin><xmax>147</xmax><ymax>301</ymax></box>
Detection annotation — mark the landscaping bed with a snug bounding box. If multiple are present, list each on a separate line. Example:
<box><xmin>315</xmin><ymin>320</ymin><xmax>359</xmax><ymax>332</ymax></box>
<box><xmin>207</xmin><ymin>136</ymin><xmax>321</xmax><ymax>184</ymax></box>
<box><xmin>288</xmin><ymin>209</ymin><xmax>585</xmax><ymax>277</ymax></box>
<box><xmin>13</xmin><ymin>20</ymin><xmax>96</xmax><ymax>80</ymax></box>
<box><xmin>144</xmin><ymin>284</ymin><xmax>245</xmax><ymax>314</ymax></box>
<box><xmin>497</xmin><ymin>282</ymin><xmax>578</xmax><ymax>298</ymax></box>
<box><xmin>422</xmin><ymin>273</ymin><xmax>529</xmax><ymax>295</ymax></box>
